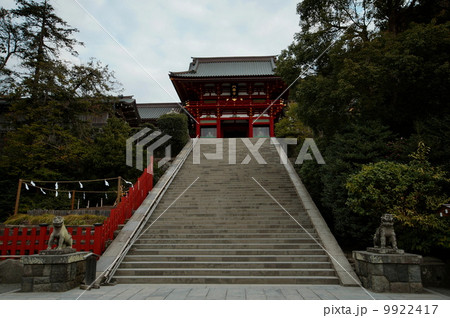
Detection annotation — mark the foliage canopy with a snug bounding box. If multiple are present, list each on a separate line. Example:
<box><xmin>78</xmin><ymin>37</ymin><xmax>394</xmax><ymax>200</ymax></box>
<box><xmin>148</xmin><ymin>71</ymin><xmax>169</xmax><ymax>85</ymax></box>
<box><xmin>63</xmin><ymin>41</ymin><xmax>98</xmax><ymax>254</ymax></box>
<box><xmin>346</xmin><ymin>143</ymin><xmax>450</xmax><ymax>252</ymax></box>
<box><xmin>0</xmin><ymin>1</ymin><xmax>138</xmax><ymax>222</ymax></box>
<box><xmin>276</xmin><ymin>0</ymin><xmax>450</xmax><ymax>255</ymax></box>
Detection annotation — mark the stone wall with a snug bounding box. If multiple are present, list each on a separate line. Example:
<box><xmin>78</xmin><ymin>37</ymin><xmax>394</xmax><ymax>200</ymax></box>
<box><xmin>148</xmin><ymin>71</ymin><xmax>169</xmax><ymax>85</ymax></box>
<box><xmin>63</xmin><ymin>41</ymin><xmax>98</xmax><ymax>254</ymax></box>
<box><xmin>421</xmin><ymin>257</ymin><xmax>450</xmax><ymax>287</ymax></box>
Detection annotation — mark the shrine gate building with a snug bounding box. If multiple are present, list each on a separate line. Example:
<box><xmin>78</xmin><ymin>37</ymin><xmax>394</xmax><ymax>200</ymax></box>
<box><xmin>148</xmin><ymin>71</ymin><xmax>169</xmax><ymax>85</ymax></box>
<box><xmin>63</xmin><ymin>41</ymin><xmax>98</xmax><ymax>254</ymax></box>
<box><xmin>169</xmin><ymin>56</ymin><xmax>288</xmax><ymax>138</ymax></box>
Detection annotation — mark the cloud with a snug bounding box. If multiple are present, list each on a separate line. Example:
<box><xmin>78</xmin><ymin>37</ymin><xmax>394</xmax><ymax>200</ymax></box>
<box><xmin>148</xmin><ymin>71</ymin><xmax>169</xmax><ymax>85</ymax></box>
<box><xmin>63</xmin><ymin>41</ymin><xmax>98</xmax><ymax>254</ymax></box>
<box><xmin>35</xmin><ymin>0</ymin><xmax>301</xmax><ymax>102</ymax></box>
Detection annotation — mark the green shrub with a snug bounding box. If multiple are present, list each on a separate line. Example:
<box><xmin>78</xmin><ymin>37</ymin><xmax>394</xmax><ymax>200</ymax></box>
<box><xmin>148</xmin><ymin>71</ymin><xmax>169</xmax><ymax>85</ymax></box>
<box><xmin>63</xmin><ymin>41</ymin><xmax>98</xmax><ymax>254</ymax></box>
<box><xmin>275</xmin><ymin>102</ymin><xmax>313</xmax><ymax>139</ymax></box>
<box><xmin>346</xmin><ymin>142</ymin><xmax>450</xmax><ymax>253</ymax></box>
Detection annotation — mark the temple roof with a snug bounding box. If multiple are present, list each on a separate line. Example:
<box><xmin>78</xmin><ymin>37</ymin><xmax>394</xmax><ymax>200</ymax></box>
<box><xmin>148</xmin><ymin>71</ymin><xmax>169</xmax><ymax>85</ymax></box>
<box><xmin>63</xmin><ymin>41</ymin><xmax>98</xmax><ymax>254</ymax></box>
<box><xmin>169</xmin><ymin>56</ymin><xmax>277</xmax><ymax>78</ymax></box>
<box><xmin>137</xmin><ymin>103</ymin><xmax>181</xmax><ymax>119</ymax></box>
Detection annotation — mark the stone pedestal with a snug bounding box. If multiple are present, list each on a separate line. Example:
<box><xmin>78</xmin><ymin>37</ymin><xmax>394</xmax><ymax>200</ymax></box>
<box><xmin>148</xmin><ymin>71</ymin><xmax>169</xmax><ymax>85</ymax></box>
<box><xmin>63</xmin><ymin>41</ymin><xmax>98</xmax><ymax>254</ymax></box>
<box><xmin>353</xmin><ymin>250</ymin><xmax>423</xmax><ymax>293</ymax></box>
<box><xmin>21</xmin><ymin>249</ymin><xmax>87</xmax><ymax>292</ymax></box>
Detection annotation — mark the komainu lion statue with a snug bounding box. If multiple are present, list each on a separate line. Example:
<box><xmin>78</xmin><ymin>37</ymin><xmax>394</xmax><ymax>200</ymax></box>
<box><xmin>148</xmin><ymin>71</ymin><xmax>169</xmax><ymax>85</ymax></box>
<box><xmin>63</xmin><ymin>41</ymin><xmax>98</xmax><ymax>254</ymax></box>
<box><xmin>47</xmin><ymin>216</ymin><xmax>73</xmax><ymax>250</ymax></box>
<box><xmin>373</xmin><ymin>213</ymin><xmax>398</xmax><ymax>250</ymax></box>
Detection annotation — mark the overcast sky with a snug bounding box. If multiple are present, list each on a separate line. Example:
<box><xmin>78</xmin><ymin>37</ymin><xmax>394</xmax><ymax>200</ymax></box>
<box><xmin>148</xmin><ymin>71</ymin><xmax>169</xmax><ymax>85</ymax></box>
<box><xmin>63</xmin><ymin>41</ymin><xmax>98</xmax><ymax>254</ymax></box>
<box><xmin>4</xmin><ymin>0</ymin><xmax>301</xmax><ymax>103</ymax></box>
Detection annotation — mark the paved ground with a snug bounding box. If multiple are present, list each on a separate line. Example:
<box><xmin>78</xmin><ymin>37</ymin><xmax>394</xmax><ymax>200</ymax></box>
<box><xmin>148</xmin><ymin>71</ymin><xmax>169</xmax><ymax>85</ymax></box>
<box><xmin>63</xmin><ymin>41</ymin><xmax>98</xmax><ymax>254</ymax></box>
<box><xmin>0</xmin><ymin>283</ymin><xmax>449</xmax><ymax>300</ymax></box>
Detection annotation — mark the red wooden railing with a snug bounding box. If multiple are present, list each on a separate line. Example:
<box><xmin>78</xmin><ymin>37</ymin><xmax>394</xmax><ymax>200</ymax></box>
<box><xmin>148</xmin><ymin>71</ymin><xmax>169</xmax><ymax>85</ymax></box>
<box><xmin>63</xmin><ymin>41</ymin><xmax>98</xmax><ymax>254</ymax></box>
<box><xmin>97</xmin><ymin>166</ymin><xmax>153</xmax><ymax>252</ymax></box>
<box><xmin>0</xmin><ymin>166</ymin><xmax>153</xmax><ymax>257</ymax></box>
<box><xmin>0</xmin><ymin>224</ymin><xmax>102</xmax><ymax>256</ymax></box>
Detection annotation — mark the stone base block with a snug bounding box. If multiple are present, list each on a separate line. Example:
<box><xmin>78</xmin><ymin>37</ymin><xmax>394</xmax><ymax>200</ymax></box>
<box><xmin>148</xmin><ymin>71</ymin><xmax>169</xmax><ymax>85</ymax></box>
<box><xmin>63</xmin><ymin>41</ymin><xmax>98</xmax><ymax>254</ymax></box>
<box><xmin>367</xmin><ymin>247</ymin><xmax>404</xmax><ymax>254</ymax></box>
<box><xmin>353</xmin><ymin>250</ymin><xmax>423</xmax><ymax>293</ymax></box>
<box><xmin>21</xmin><ymin>252</ymin><xmax>87</xmax><ymax>292</ymax></box>
<box><xmin>39</xmin><ymin>248</ymin><xmax>77</xmax><ymax>255</ymax></box>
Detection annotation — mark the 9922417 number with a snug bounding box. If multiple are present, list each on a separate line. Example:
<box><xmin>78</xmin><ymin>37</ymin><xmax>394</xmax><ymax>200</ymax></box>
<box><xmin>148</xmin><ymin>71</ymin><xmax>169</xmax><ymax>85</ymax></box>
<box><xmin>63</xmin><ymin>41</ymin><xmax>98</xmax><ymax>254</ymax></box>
<box><xmin>383</xmin><ymin>305</ymin><xmax>438</xmax><ymax>315</ymax></box>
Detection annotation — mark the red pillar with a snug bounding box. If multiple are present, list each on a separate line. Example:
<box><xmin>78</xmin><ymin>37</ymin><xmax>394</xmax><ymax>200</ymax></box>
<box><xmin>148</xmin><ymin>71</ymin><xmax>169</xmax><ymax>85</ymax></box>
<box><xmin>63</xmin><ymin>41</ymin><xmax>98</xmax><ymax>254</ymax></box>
<box><xmin>248</xmin><ymin>117</ymin><xmax>253</xmax><ymax>137</ymax></box>
<box><xmin>38</xmin><ymin>224</ymin><xmax>48</xmax><ymax>251</ymax></box>
<box><xmin>196</xmin><ymin>120</ymin><xmax>201</xmax><ymax>137</ymax></box>
<box><xmin>269</xmin><ymin>115</ymin><xmax>274</xmax><ymax>137</ymax></box>
<box><xmin>216</xmin><ymin>117</ymin><xmax>221</xmax><ymax>138</ymax></box>
<box><xmin>93</xmin><ymin>223</ymin><xmax>104</xmax><ymax>255</ymax></box>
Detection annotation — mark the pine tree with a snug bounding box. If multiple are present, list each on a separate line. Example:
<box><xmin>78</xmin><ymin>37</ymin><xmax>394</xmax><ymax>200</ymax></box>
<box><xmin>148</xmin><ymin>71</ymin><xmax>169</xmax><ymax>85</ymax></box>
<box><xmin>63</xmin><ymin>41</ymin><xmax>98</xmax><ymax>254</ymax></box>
<box><xmin>0</xmin><ymin>1</ymin><xmax>122</xmax><ymax>221</ymax></box>
<box><xmin>11</xmin><ymin>0</ymin><xmax>81</xmax><ymax>104</ymax></box>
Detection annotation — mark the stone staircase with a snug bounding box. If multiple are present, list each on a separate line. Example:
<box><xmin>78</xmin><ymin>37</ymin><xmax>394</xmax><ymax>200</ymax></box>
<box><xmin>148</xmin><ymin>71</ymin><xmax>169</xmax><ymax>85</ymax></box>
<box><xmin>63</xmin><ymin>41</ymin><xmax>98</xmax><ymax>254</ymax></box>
<box><xmin>112</xmin><ymin>138</ymin><xmax>340</xmax><ymax>284</ymax></box>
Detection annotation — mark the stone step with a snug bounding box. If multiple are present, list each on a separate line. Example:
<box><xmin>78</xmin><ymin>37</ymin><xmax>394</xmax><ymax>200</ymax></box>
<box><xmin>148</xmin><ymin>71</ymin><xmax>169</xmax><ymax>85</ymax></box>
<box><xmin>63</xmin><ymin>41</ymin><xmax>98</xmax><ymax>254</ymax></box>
<box><xmin>143</xmin><ymin>224</ymin><xmax>310</xmax><ymax>230</ymax></box>
<box><xmin>150</xmin><ymin>209</ymin><xmax>306</xmax><ymax>213</ymax></box>
<box><xmin>118</xmin><ymin>261</ymin><xmax>333</xmax><ymax>269</ymax></box>
<box><xmin>155</xmin><ymin>201</ymin><xmax>302</xmax><ymax>205</ymax></box>
<box><xmin>134</xmin><ymin>238</ymin><xmax>319</xmax><ymax>244</ymax></box>
<box><xmin>156</xmin><ymin>195</ymin><xmax>302</xmax><ymax>199</ymax></box>
<box><xmin>166</xmin><ymin>180</ymin><xmax>294</xmax><ymax>184</ymax></box>
<box><xmin>115</xmin><ymin>268</ymin><xmax>337</xmax><ymax>277</ymax></box>
<box><xmin>151</xmin><ymin>209</ymin><xmax>306</xmax><ymax>214</ymax></box>
<box><xmin>137</xmin><ymin>233</ymin><xmax>320</xmax><ymax>239</ymax></box>
<box><xmin>156</xmin><ymin>199</ymin><xmax>300</xmax><ymax>203</ymax></box>
<box><xmin>131</xmin><ymin>243</ymin><xmax>321</xmax><ymax>249</ymax></box>
<box><xmin>144</xmin><ymin>222</ymin><xmax>310</xmax><ymax>228</ymax></box>
<box><xmin>139</xmin><ymin>228</ymin><xmax>316</xmax><ymax>234</ymax></box>
<box><xmin>128</xmin><ymin>248</ymin><xmax>327</xmax><ymax>256</ymax></box>
<box><xmin>150</xmin><ymin>207</ymin><xmax>306</xmax><ymax>212</ymax></box>
<box><xmin>151</xmin><ymin>205</ymin><xmax>304</xmax><ymax>213</ymax></box>
<box><xmin>153</xmin><ymin>198</ymin><xmax>302</xmax><ymax>202</ymax></box>
<box><xmin>165</xmin><ymin>185</ymin><xmax>292</xmax><ymax>189</ymax></box>
<box><xmin>149</xmin><ymin>215</ymin><xmax>306</xmax><ymax>220</ymax></box>
<box><xmin>167</xmin><ymin>186</ymin><xmax>288</xmax><ymax>191</ymax></box>
<box><xmin>114</xmin><ymin>275</ymin><xmax>340</xmax><ymax>285</ymax></box>
<box><xmin>153</xmin><ymin>200</ymin><xmax>302</xmax><ymax>205</ymax></box>
<box><xmin>158</xmin><ymin>192</ymin><xmax>297</xmax><ymax>196</ymax></box>
<box><xmin>149</xmin><ymin>211</ymin><xmax>307</xmax><ymax>217</ymax></box>
<box><xmin>122</xmin><ymin>254</ymin><xmax>331</xmax><ymax>262</ymax></box>
<box><xmin>147</xmin><ymin>216</ymin><xmax>308</xmax><ymax>222</ymax></box>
